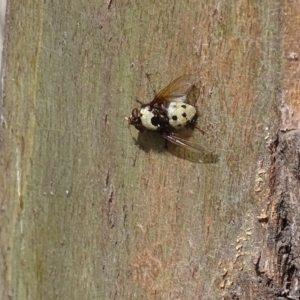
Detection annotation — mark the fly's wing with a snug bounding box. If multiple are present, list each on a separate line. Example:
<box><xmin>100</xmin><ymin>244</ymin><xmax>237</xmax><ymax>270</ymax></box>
<box><xmin>151</xmin><ymin>75</ymin><xmax>197</xmax><ymax>105</ymax></box>
<box><xmin>163</xmin><ymin>133</ymin><xmax>219</xmax><ymax>163</ymax></box>
<box><xmin>162</xmin><ymin>133</ymin><xmax>208</xmax><ymax>153</ymax></box>
<box><xmin>163</xmin><ymin>133</ymin><xmax>219</xmax><ymax>164</ymax></box>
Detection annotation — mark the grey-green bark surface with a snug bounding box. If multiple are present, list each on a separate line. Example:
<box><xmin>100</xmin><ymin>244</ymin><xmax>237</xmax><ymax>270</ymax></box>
<box><xmin>1</xmin><ymin>0</ymin><xmax>300</xmax><ymax>299</ymax></box>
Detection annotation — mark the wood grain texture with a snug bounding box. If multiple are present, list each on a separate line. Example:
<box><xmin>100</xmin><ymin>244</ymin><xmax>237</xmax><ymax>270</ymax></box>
<box><xmin>0</xmin><ymin>0</ymin><xmax>299</xmax><ymax>299</ymax></box>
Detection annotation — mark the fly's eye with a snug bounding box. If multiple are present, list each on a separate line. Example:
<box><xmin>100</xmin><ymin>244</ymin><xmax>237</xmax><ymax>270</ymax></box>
<box><xmin>132</xmin><ymin>108</ymin><xmax>139</xmax><ymax>118</ymax></box>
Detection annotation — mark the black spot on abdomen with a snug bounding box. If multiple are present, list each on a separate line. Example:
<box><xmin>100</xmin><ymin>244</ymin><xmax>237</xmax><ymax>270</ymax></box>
<box><xmin>182</xmin><ymin>113</ymin><xmax>187</xmax><ymax>118</ymax></box>
<box><xmin>172</xmin><ymin>115</ymin><xmax>178</xmax><ymax>121</ymax></box>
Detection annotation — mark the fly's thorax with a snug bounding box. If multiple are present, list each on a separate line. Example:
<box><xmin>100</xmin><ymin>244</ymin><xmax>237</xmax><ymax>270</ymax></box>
<box><xmin>140</xmin><ymin>106</ymin><xmax>170</xmax><ymax>131</ymax></box>
<box><xmin>140</xmin><ymin>106</ymin><xmax>160</xmax><ymax>130</ymax></box>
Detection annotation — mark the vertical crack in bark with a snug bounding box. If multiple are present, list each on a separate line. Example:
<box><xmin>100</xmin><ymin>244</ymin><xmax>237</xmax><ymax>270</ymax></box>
<box><xmin>267</xmin><ymin>130</ymin><xmax>300</xmax><ymax>299</ymax></box>
<box><xmin>108</xmin><ymin>189</ymin><xmax>114</xmax><ymax>229</ymax></box>
<box><xmin>105</xmin><ymin>170</ymin><xmax>115</xmax><ymax>229</ymax></box>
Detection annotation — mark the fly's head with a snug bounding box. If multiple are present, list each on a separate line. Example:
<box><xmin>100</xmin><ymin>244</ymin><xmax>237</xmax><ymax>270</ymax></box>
<box><xmin>128</xmin><ymin>108</ymin><xmax>145</xmax><ymax>132</ymax></box>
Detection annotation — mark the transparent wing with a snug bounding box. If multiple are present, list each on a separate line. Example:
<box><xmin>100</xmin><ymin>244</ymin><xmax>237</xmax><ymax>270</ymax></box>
<box><xmin>152</xmin><ymin>74</ymin><xmax>197</xmax><ymax>104</ymax></box>
<box><xmin>163</xmin><ymin>133</ymin><xmax>219</xmax><ymax>164</ymax></box>
<box><xmin>162</xmin><ymin>132</ymin><xmax>212</xmax><ymax>154</ymax></box>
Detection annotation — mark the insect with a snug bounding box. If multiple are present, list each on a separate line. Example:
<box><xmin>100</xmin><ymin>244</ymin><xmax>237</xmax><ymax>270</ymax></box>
<box><xmin>127</xmin><ymin>75</ymin><xmax>207</xmax><ymax>153</ymax></box>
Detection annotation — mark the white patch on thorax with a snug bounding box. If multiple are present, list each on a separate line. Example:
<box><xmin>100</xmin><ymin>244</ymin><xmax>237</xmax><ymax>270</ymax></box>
<box><xmin>140</xmin><ymin>106</ymin><xmax>159</xmax><ymax>130</ymax></box>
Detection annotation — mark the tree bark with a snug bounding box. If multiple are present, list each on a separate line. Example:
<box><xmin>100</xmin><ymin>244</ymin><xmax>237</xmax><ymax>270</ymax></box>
<box><xmin>1</xmin><ymin>0</ymin><xmax>299</xmax><ymax>299</ymax></box>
